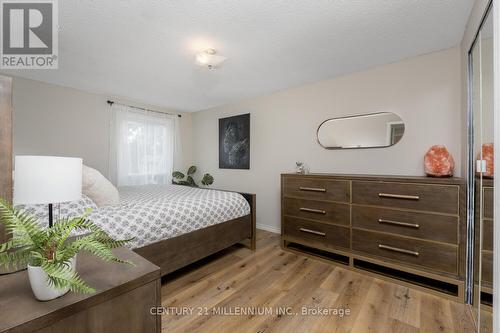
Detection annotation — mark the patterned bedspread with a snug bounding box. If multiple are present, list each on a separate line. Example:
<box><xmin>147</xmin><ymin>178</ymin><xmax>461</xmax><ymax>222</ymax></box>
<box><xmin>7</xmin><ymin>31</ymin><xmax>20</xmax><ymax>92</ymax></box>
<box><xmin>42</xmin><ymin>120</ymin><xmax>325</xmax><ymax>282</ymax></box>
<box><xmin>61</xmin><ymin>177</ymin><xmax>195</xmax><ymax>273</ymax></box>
<box><xmin>18</xmin><ymin>185</ymin><xmax>251</xmax><ymax>249</ymax></box>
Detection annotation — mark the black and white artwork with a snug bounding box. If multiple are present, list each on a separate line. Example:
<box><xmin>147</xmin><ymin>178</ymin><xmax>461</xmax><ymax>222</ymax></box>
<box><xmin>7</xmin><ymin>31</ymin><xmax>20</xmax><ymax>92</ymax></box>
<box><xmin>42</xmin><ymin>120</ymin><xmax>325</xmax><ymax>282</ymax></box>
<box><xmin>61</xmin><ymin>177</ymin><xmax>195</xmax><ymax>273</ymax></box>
<box><xmin>219</xmin><ymin>113</ymin><xmax>250</xmax><ymax>169</ymax></box>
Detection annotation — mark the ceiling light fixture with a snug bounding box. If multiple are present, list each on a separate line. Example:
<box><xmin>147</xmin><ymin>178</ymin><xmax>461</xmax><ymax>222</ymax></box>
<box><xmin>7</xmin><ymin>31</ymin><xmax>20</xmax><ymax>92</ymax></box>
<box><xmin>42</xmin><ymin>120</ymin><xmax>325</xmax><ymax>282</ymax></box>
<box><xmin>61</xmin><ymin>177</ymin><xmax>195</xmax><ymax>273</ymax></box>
<box><xmin>195</xmin><ymin>48</ymin><xmax>226</xmax><ymax>70</ymax></box>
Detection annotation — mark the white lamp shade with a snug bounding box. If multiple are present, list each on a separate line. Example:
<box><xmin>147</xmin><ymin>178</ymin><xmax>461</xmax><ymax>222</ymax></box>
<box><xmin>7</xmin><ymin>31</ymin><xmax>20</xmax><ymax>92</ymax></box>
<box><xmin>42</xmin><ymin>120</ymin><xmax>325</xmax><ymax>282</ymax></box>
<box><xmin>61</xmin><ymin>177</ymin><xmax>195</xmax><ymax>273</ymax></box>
<box><xmin>14</xmin><ymin>156</ymin><xmax>82</xmax><ymax>205</ymax></box>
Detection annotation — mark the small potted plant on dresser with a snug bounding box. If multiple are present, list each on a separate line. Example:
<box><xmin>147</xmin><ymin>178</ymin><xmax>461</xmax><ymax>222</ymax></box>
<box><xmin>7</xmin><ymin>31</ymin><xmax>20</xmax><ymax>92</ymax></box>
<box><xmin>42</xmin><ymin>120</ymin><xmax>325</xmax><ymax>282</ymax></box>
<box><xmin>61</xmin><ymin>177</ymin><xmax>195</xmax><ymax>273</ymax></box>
<box><xmin>0</xmin><ymin>199</ymin><xmax>133</xmax><ymax>301</ymax></box>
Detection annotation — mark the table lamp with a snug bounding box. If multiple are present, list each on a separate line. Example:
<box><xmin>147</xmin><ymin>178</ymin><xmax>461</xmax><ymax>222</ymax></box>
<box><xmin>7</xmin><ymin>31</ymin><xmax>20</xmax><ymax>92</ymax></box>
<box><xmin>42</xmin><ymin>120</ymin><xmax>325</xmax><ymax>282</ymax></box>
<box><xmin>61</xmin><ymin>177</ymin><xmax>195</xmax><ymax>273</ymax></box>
<box><xmin>13</xmin><ymin>156</ymin><xmax>82</xmax><ymax>228</ymax></box>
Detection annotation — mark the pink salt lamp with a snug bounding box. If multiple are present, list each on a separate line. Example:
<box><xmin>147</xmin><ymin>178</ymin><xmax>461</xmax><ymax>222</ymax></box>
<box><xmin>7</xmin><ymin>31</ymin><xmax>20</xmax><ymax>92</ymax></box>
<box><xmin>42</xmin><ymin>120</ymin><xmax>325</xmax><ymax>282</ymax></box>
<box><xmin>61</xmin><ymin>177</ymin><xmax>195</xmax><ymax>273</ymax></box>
<box><xmin>424</xmin><ymin>145</ymin><xmax>455</xmax><ymax>177</ymax></box>
<box><xmin>477</xmin><ymin>143</ymin><xmax>494</xmax><ymax>178</ymax></box>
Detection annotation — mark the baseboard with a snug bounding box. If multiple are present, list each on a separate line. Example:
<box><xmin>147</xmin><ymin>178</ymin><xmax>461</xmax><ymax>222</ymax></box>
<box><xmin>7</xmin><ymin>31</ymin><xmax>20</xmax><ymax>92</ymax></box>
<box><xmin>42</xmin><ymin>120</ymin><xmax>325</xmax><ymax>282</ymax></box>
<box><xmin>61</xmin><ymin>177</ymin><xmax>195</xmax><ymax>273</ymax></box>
<box><xmin>256</xmin><ymin>223</ymin><xmax>280</xmax><ymax>234</ymax></box>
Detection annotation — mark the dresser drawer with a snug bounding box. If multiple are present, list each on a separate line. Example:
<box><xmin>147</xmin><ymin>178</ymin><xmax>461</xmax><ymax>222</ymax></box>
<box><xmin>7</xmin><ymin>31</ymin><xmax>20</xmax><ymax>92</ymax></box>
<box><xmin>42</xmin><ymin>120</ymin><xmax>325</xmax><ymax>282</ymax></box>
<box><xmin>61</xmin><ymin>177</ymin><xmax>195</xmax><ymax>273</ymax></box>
<box><xmin>352</xmin><ymin>181</ymin><xmax>459</xmax><ymax>215</ymax></box>
<box><xmin>352</xmin><ymin>229</ymin><xmax>458</xmax><ymax>274</ymax></box>
<box><xmin>483</xmin><ymin>187</ymin><xmax>493</xmax><ymax>219</ymax></box>
<box><xmin>482</xmin><ymin>251</ymin><xmax>493</xmax><ymax>283</ymax></box>
<box><xmin>283</xmin><ymin>216</ymin><xmax>350</xmax><ymax>250</ymax></box>
<box><xmin>284</xmin><ymin>197</ymin><xmax>350</xmax><ymax>226</ymax></box>
<box><xmin>352</xmin><ymin>206</ymin><xmax>458</xmax><ymax>244</ymax></box>
<box><xmin>483</xmin><ymin>219</ymin><xmax>493</xmax><ymax>251</ymax></box>
<box><xmin>283</xmin><ymin>177</ymin><xmax>350</xmax><ymax>202</ymax></box>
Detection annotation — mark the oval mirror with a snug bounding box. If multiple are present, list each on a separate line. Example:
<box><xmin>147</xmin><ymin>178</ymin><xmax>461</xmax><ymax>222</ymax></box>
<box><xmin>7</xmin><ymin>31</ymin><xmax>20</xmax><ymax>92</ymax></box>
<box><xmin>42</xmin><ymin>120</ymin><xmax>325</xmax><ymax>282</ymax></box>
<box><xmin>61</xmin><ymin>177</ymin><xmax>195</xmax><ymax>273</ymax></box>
<box><xmin>317</xmin><ymin>112</ymin><xmax>405</xmax><ymax>149</ymax></box>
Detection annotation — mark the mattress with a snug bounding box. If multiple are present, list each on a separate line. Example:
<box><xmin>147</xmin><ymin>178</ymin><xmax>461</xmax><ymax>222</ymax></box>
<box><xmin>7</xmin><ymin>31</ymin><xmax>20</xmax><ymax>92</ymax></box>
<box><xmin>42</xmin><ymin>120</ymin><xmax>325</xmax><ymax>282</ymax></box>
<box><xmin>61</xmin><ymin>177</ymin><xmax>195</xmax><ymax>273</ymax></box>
<box><xmin>18</xmin><ymin>185</ymin><xmax>251</xmax><ymax>249</ymax></box>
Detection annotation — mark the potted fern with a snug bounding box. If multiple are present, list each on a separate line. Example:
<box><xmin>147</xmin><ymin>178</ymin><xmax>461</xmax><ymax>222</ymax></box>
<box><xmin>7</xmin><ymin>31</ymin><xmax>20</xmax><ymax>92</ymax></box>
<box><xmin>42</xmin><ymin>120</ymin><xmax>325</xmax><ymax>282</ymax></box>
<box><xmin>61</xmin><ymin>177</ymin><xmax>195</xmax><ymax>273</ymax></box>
<box><xmin>0</xmin><ymin>199</ymin><xmax>133</xmax><ymax>301</ymax></box>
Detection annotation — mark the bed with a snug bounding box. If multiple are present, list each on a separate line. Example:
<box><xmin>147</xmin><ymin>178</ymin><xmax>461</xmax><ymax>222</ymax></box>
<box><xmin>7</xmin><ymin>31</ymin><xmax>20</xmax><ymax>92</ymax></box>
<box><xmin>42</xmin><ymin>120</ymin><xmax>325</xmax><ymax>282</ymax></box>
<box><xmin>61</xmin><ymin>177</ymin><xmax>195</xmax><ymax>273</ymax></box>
<box><xmin>0</xmin><ymin>75</ymin><xmax>256</xmax><ymax>276</ymax></box>
<box><xmin>18</xmin><ymin>185</ymin><xmax>256</xmax><ymax>275</ymax></box>
<box><xmin>90</xmin><ymin>184</ymin><xmax>252</xmax><ymax>250</ymax></box>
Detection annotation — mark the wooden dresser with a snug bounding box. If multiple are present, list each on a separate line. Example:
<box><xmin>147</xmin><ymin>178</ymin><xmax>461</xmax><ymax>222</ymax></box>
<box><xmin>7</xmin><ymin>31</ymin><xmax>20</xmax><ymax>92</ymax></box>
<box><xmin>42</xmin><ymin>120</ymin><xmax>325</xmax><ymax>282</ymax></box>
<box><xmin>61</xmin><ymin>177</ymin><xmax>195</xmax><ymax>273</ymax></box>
<box><xmin>281</xmin><ymin>173</ymin><xmax>466</xmax><ymax>300</ymax></box>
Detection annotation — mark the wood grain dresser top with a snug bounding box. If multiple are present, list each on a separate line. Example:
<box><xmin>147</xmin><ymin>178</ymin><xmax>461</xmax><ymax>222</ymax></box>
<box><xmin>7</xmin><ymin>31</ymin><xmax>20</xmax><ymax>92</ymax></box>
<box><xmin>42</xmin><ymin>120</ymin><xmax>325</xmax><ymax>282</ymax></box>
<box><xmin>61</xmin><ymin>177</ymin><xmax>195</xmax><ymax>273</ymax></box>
<box><xmin>281</xmin><ymin>173</ymin><xmax>465</xmax><ymax>185</ymax></box>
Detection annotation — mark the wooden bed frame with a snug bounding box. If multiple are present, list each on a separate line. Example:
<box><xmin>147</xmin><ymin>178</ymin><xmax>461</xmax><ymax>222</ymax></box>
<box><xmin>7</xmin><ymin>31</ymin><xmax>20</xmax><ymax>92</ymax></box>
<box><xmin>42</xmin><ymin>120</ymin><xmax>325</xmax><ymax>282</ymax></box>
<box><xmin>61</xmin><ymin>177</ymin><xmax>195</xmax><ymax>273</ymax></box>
<box><xmin>135</xmin><ymin>193</ymin><xmax>256</xmax><ymax>276</ymax></box>
<box><xmin>0</xmin><ymin>75</ymin><xmax>256</xmax><ymax>277</ymax></box>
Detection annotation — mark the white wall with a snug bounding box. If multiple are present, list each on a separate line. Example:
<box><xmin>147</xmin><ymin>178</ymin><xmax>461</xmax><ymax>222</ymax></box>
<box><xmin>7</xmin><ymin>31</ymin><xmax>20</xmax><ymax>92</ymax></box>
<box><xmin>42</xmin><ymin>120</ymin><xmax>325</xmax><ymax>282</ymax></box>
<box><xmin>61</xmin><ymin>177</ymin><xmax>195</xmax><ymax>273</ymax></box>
<box><xmin>11</xmin><ymin>76</ymin><xmax>193</xmax><ymax>176</ymax></box>
<box><xmin>191</xmin><ymin>47</ymin><xmax>462</xmax><ymax>232</ymax></box>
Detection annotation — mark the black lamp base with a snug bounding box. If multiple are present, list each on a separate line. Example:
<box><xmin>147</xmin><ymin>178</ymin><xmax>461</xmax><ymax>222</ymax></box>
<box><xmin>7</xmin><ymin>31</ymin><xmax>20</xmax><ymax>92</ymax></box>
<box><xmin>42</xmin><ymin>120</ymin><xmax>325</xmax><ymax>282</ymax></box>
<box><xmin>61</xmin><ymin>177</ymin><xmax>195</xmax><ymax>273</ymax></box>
<box><xmin>48</xmin><ymin>203</ymin><xmax>53</xmax><ymax>228</ymax></box>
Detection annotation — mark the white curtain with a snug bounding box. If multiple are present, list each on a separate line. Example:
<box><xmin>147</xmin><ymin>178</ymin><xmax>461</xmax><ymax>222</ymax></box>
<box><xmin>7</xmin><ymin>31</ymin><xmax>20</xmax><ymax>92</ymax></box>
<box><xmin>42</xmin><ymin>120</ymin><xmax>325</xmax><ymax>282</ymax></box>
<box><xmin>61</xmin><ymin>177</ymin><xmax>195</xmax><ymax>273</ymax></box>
<box><xmin>109</xmin><ymin>103</ymin><xmax>182</xmax><ymax>187</ymax></box>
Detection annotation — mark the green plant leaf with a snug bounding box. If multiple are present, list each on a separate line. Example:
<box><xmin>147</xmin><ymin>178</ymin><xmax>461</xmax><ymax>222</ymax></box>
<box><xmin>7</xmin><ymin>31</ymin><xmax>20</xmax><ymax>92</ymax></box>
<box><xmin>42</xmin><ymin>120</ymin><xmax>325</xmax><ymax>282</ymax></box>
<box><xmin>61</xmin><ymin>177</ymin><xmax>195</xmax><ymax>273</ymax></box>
<box><xmin>50</xmin><ymin>217</ymin><xmax>84</xmax><ymax>250</ymax></box>
<box><xmin>187</xmin><ymin>166</ymin><xmax>197</xmax><ymax>175</ymax></box>
<box><xmin>172</xmin><ymin>171</ymin><xmax>185</xmax><ymax>179</ymax></box>
<box><xmin>0</xmin><ymin>249</ymin><xmax>31</xmax><ymax>269</ymax></box>
<box><xmin>186</xmin><ymin>176</ymin><xmax>198</xmax><ymax>187</ymax></box>
<box><xmin>94</xmin><ymin>234</ymin><xmax>134</xmax><ymax>249</ymax></box>
<box><xmin>63</xmin><ymin>235</ymin><xmax>133</xmax><ymax>265</ymax></box>
<box><xmin>0</xmin><ymin>238</ymin><xmax>15</xmax><ymax>253</ymax></box>
<box><xmin>201</xmin><ymin>173</ymin><xmax>214</xmax><ymax>186</ymax></box>
<box><xmin>0</xmin><ymin>199</ymin><xmax>48</xmax><ymax>248</ymax></box>
<box><xmin>42</xmin><ymin>261</ymin><xmax>95</xmax><ymax>294</ymax></box>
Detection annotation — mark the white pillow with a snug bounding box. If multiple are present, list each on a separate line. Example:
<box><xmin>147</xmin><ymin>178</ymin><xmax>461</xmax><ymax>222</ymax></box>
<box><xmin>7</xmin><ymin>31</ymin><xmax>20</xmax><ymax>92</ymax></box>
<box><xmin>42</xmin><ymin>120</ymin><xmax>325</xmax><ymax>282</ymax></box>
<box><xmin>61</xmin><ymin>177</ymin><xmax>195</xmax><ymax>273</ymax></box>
<box><xmin>82</xmin><ymin>165</ymin><xmax>120</xmax><ymax>207</ymax></box>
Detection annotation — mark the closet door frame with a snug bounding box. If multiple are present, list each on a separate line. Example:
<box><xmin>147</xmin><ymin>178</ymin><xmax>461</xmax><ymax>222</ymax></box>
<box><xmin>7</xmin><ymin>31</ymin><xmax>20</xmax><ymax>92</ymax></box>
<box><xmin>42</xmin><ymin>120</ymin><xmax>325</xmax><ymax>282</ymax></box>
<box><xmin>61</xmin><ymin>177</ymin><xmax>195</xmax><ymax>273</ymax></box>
<box><xmin>492</xmin><ymin>1</ymin><xmax>499</xmax><ymax>331</ymax></box>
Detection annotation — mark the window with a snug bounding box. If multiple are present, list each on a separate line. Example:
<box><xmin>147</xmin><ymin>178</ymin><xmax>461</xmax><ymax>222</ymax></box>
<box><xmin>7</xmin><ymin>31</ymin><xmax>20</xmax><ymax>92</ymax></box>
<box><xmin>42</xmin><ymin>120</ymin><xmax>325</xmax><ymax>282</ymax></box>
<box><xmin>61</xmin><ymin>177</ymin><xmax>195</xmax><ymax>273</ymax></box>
<box><xmin>109</xmin><ymin>103</ymin><xmax>180</xmax><ymax>186</ymax></box>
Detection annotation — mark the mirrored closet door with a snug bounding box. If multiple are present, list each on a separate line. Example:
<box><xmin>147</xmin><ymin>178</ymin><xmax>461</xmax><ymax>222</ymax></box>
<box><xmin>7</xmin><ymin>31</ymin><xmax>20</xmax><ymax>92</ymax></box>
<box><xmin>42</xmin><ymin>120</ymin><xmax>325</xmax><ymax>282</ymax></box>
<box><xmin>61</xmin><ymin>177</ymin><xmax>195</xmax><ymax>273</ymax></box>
<box><xmin>469</xmin><ymin>4</ymin><xmax>494</xmax><ymax>332</ymax></box>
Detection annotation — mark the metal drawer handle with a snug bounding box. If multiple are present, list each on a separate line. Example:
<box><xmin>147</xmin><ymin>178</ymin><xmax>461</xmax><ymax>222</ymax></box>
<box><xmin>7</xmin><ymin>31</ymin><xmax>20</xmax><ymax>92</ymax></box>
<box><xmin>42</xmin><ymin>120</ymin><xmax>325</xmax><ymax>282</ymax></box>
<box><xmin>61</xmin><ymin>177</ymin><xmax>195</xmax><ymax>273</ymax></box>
<box><xmin>378</xmin><ymin>193</ymin><xmax>420</xmax><ymax>200</ymax></box>
<box><xmin>378</xmin><ymin>244</ymin><xmax>419</xmax><ymax>257</ymax></box>
<box><xmin>299</xmin><ymin>187</ymin><xmax>326</xmax><ymax>193</ymax></box>
<box><xmin>378</xmin><ymin>219</ymin><xmax>420</xmax><ymax>229</ymax></box>
<box><xmin>299</xmin><ymin>228</ymin><xmax>326</xmax><ymax>237</ymax></box>
<box><xmin>300</xmin><ymin>207</ymin><xmax>326</xmax><ymax>215</ymax></box>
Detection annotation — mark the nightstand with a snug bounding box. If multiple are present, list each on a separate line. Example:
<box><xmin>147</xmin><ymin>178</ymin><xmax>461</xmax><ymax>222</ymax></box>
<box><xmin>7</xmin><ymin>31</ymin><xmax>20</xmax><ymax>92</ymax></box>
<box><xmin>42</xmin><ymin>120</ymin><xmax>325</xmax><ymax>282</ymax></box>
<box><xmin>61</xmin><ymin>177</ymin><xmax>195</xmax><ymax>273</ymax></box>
<box><xmin>0</xmin><ymin>247</ymin><xmax>161</xmax><ymax>332</ymax></box>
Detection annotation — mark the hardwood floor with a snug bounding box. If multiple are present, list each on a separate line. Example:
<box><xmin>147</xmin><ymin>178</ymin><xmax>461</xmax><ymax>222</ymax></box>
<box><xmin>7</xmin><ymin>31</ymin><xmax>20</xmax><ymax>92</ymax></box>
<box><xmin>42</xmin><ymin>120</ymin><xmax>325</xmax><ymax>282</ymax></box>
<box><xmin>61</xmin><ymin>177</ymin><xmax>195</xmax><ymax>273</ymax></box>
<box><xmin>161</xmin><ymin>230</ymin><xmax>476</xmax><ymax>333</ymax></box>
<box><xmin>480</xmin><ymin>309</ymin><xmax>492</xmax><ymax>332</ymax></box>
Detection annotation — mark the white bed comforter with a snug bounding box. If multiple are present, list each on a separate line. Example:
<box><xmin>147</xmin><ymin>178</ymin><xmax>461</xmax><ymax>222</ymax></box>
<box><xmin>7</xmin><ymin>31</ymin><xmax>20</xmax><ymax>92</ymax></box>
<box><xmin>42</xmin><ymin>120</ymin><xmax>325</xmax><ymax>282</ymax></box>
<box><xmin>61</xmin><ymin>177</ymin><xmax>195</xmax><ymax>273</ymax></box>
<box><xmin>18</xmin><ymin>185</ymin><xmax>251</xmax><ymax>249</ymax></box>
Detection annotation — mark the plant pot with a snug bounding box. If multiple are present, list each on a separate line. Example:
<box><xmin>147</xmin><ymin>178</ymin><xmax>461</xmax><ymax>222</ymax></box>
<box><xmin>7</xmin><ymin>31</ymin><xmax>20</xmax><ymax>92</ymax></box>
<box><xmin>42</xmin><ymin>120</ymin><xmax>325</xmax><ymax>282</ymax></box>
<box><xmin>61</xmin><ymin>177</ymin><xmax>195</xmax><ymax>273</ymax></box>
<box><xmin>27</xmin><ymin>256</ymin><xmax>77</xmax><ymax>301</ymax></box>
